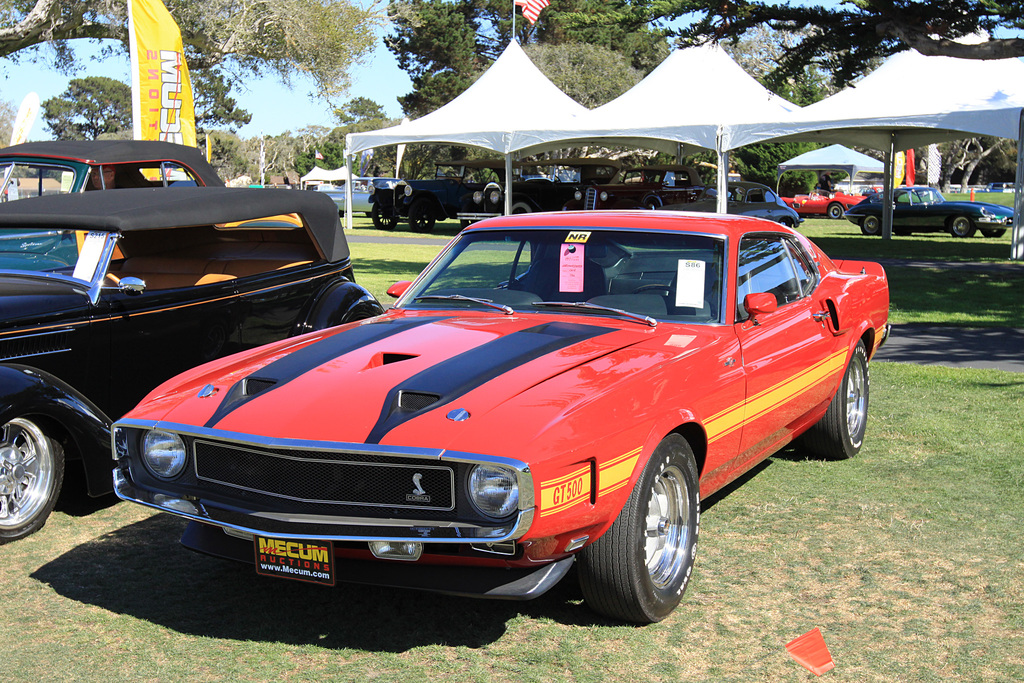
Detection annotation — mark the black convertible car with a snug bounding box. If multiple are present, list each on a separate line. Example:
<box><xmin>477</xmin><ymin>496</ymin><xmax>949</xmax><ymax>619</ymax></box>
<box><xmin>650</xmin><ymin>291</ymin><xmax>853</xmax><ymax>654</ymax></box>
<box><xmin>0</xmin><ymin>187</ymin><xmax>383</xmax><ymax>542</ymax></box>
<box><xmin>844</xmin><ymin>186</ymin><xmax>1012</xmax><ymax>238</ymax></box>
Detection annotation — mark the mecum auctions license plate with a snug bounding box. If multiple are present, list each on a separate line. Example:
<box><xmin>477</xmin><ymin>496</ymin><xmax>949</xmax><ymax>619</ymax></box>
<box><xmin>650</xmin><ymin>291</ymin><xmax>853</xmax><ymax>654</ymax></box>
<box><xmin>253</xmin><ymin>535</ymin><xmax>335</xmax><ymax>586</ymax></box>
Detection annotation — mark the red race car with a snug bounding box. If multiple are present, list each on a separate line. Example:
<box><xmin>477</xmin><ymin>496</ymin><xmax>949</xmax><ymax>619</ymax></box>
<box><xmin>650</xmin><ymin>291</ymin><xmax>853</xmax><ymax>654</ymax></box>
<box><xmin>113</xmin><ymin>211</ymin><xmax>889</xmax><ymax>623</ymax></box>
<box><xmin>782</xmin><ymin>191</ymin><xmax>868</xmax><ymax>219</ymax></box>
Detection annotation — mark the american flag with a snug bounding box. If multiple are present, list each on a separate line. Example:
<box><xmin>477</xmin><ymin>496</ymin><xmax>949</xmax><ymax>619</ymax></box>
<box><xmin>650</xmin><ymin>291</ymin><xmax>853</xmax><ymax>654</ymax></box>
<box><xmin>515</xmin><ymin>0</ymin><xmax>550</xmax><ymax>24</ymax></box>
<box><xmin>314</xmin><ymin>149</ymin><xmax>324</xmax><ymax>160</ymax></box>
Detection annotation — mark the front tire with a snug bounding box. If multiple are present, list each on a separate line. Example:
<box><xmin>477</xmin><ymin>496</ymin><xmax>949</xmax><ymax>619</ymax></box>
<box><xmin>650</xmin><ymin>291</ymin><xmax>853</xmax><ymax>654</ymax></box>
<box><xmin>577</xmin><ymin>434</ymin><xmax>700</xmax><ymax>623</ymax></box>
<box><xmin>0</xmin><ymin>417</ymin><xmax>65</xmax><ymax>544</ymax></box>
<box><xmin>826</xmin><ymin>202</ymin><xmax>844</xmax><ymax>219</ymax></box>
<box><xmin>949</xmin><ymin>215</ymin><xmax>977</xmax><ymax>238</ymax></box>
<box><xmin>860</xmin><ymin>215</ymin><xmax>881</xmax><ymax>236</ymax></box>
<box><xmin>980</xmin><ymin>228</ymin><xmax>1006</xmax><ymax>238</ymax></box>
<box><xmin>802</xmin><ymin>341</ymin><xmax>869</xmax><ymax>460</ymax></box>
<box><xmin>371</xmin><ymin>203</ymin><xmax>398</xmax><ymax>231</ymax></box>
<box><xmin>407</xmin><ymin>198</ymin><xmax>436</xmax><ymax>233</ymax></box>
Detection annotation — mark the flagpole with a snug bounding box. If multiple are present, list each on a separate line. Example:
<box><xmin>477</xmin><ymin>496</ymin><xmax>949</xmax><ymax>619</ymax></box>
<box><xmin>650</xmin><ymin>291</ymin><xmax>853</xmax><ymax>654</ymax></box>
<box><xmin>512</xmin><ymin>0</ymin><xmax>516</xmax><ymax>40</ymax></box>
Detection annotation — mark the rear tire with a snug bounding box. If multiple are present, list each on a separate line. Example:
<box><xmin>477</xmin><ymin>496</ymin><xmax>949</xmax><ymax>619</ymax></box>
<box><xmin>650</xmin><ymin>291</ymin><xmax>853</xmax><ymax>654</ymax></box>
<box><xmin>826</xmin><ymin>203</ymin><xmax>844</xmax><ymax>219</ymax></box>
<box><xmin>980</xmin><ymin>228</ymin><xmax>1006</xmax><ymax>238</ymax></box>
<box><xmin>949</xmin><ymin>215</ymin><xmax>977</xmax><ymax>238</ymax></box>
<box><xmin>802</xmin><ymin>341</ymin><xmax>869</xmax><ymax>460</ymax></box>
<box><xmin>577</xmin><ymin>434</ymin><xmax>700</xmax><ymax>623</ymax></box>
<box><xmin>0</xmin><ymin>417</ymin><xmax>65</xmax><ymax>544</ymax></box>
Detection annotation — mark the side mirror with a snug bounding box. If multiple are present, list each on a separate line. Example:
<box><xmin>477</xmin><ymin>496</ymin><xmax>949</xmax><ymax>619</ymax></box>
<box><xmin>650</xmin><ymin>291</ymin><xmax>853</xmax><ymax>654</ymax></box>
<box><xmin>386</xmin><ymin>281</ymin><xmax>412</xmax><ymax>298</ymax></box>
<box><xmin>118</xmin><ymin>276</ymin><xmax>147</xmax><ymax>295</ymax></box>
<box><xmin>743</xmin><ymin>292</ymin><xmax>777</xmax><ymax>320</ymax></box>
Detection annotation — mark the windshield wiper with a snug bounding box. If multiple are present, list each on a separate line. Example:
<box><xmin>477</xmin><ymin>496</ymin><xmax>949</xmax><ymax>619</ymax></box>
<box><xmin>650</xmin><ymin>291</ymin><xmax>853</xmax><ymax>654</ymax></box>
<box><xmin>532</xmin><ymin>301</ymin><xmax>658</xmax><ymax>327</ymax></box>
<box><xmin>414</xmin><ymin>294</ymin><xmax>514</xmax><ymax>315</ymax></box>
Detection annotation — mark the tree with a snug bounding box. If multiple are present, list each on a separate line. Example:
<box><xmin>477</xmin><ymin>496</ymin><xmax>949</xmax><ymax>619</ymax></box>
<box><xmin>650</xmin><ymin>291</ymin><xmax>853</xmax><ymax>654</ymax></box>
<box><xmin>0</xmin><ymin>0</ymin><xmax>382</xmax><ymax>99</ymax></box>
<box><xmin>668</xmin><ymin>1</ymin><xmax>1024</xmax><ymax>86</ymax></box>
<box><xmin>0</xmin><ymin>95</ymin><xmax>16</xmax><ymax>143</ymax></box>
<box><xmin>524</xmin><ymin>42</ymin><xmax>642</xmax><ymax>108</ymax></box>
<box><xmin>386</xmin><ymin>0</ymin><xmax>670</xmax><ymax>117</ymax></box>
<box><xmin>41</xmin><ymin>75</ymin><xmax>131</xmax><ymax>139</ymax></box>
<box><xmin>191</xmin><ymin>68</ymin><xmax>251</xmax><ymax>134</ymax></box>
<box><xmin>937</xmin><ymin>137</ymin><xmax>1013</xmax><ymax>191</ymax></box>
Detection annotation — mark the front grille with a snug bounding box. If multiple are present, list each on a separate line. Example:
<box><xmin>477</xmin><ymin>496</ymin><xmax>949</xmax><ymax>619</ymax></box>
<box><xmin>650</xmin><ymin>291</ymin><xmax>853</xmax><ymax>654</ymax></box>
<box><xmin>584</xmin><ymin>187</ymin><xmax>598</xmax><ymax>210</ymax></box>
<box><xmin>0</xmin><ymin>329</ymin><xmax>71</xmax><ymax>361</ymax></box>
<box><xmin>193</xmin><ymin>440</ymin><xmax>455</xmax><ymax>511</ymax></box>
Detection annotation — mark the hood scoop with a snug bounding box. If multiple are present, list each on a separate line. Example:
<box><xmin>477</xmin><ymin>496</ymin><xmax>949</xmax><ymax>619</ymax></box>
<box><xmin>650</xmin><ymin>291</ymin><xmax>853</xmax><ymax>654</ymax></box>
<box><xmin>397</xmin><ymin>390</ymin><xmax>440</xmax><ymax>411</ymax></box>
<box><xmin>242</xmin><ymin>377</ymin><xmax>277</xmax><ymax>396</ymax></box>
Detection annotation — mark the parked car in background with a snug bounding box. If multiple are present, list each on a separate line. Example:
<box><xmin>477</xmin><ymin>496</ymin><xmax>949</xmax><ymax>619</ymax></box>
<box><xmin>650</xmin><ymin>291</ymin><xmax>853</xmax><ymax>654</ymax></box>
<box><xmin>458</xmin><ymin>158</ymin><xmax>621</xmax><ymax>223</ymax></box>
<box><xmin>782</xmin><ymin>190</ymin><xmax>867</xmax><ymax>219</ymax></box>
<box><xmin>0</xmin><ymin>187</ymin><xmax>383</xmax><ymax>543</ymax></box>
<box><xmin>113</xmin><ymin>210</ymin><xmax>889</xmax><ymax>623</ymax></box>
<box><xmin>844</xmin><ymin>185</ymin><xmax>1013</xmax><ymax>237</ymax></box>
<box><xmin>314</xmin><ymin>177</ymin><xmax>399</xmax><ymax>217</ymax></box>
<box><xmin>665</xmin><ymin>181</ymin><xmax>802</xmax><ymax>227</ymax></box>
<box><xmin>985</xmin><ymin>182</ymin><xmax>1014</xmax><ymax>193</ymax></box>
<box><xmin>0</xmin><ymin>140</ymin><xmax>222</xmax><ymax>201</ymax></box>
<box><xmin>370</xmin><ymin>160</ymin><xmax>503</xmax><ymax>232</ymax></box>
<box><xmin>562</xmin><ymin>164</ymin><xmax>705</xmax><ymax>211</ymax></box>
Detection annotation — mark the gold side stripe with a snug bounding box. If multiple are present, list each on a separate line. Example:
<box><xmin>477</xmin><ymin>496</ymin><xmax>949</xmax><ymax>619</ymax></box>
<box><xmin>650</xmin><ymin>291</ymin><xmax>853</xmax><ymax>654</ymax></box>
<box><xmin>539</xmin><ymin>494</ymin><xmax>590</xmax><ymax>517</ymax></box>
<box><xmin>599</xmin><ymin>446</ymin><xmax>643</xmax><ymax>471</ymax></box>
<box><xmin>545</xmin><ymin>465</ymin><xmax>591</xmax><ymax>487</ymax></box>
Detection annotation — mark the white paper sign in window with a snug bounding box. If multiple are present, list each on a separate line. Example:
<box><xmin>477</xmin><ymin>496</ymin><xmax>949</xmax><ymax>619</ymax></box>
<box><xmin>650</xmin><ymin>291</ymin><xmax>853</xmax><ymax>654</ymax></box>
<box><xmin>675</xmin><ymin>259</ymin><xmax>705</xmax><ymax>309</ymax></box>
<box><xmin>72</xmin><ymin>231</ymin><xmax>107</xmax><ymax>282</ymax></box>
<box><xmin>559</xmin><ymin>243</ymin><xmax>585</xmax><ymax>293</ymax></box>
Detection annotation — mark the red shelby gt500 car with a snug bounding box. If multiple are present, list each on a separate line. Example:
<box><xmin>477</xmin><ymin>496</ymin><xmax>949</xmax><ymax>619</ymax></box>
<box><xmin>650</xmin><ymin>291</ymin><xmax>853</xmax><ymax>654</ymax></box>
<box><xmin>113</xmin><ymin>211</ymin><xmax>889</xmax><ymax>623</ymax></box>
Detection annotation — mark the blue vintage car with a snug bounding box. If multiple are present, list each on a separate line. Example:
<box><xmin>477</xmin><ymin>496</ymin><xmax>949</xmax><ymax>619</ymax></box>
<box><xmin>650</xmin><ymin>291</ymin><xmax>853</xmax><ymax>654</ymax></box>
<box><xmin>844</xmin><ymin>186</ymin><xmax>1012</xmax><ymax>238</ymax></box>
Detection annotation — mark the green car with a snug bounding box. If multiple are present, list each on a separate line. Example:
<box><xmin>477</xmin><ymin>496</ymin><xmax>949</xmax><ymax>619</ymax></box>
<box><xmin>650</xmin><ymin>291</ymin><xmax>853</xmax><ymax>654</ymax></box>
<box><xmin>844</xmin><ymin>186</ymin><xmax>1012</xmax><ymax>238</ymax></box>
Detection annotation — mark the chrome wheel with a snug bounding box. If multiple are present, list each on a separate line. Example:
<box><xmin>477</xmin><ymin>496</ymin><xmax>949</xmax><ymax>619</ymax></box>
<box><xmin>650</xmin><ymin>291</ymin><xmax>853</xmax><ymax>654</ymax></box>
<box><xmin>644</xmin><ymin>465</ymin><xmax>690</xmax><ymax>589</ymax></box>
<box><xmin>845</xmin><ymin>356</ymin><xmax>867</xmax><ymax>444</ymax></box>
<box><xmin>0</xmin><ymin>418</ymin><xmax>57</xmax><ymax>532</ymax></box>
<box><xmin>861</xmin><ymin>215</ymin><xmax>881</xmax><ymax>236</ymax></box>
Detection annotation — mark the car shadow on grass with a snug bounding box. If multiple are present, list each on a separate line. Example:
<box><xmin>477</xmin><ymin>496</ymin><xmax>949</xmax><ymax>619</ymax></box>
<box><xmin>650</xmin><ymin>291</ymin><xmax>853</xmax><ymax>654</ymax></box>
<box><xmin>31</xmin><ymin>514</ymin><xmax>621</xmax><ymax>648</ymax></box>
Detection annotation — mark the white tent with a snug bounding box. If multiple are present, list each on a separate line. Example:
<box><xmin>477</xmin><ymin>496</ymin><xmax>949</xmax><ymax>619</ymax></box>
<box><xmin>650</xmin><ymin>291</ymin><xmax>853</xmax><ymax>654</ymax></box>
<box><xmin>301</xmin><ymin>166</ymin><xmax>349</xmax><ymax>186</ymax></box>
<box><xmin>776</xmin><ymin>144</ymin><xmax>884</xmax><ymax>190</ymax></box>
<box><xmin>726</xmin><ymin>49</ymin><xmax>1024</xmax><ymax>257</ymax></box>
<box><xmin>509</xmin><ymin>43</ymin><xmax>800</xmax><ymax>211</ymax></box>
<box><xmin>343</xmin><ymin>40</ymin><xmax>589</xmax><ymax>225</ymax></box>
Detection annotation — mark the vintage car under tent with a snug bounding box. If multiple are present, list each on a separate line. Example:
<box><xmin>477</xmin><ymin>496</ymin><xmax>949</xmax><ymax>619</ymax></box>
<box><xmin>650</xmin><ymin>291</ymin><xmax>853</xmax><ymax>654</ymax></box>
<box><xmin>344</xmin><ymin>40</ymin><xmax>589</xmax><ymax>225</ymax></box>
<box><xmin>776</xmin><ymin>144</ymin><xmax>884</xmax><ymax>192</ymax></box>
<box><xmin>726</xmin><ymin>48</ymin><xmax>1024</xmax><ymax>258</ymax></box>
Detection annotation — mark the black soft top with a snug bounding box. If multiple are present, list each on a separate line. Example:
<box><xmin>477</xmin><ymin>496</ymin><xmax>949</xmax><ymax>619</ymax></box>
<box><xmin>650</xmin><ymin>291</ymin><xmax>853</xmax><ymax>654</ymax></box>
<box><xmin>0</xmin><ymin>140</ymin><xmax>224</xmax><ymax>187</ymax></box>
<box><xmin>0</xmin><ymin>186</ymin><xmax>349</xmax><ymax>262</ymax></box>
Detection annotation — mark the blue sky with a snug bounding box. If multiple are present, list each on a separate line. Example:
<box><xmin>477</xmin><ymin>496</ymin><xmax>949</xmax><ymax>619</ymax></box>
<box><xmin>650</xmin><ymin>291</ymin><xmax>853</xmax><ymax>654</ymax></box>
<box><xmin>0</xmin><ymin>28</ymin><xmax>412</xmax><ymax>141</ymax></box>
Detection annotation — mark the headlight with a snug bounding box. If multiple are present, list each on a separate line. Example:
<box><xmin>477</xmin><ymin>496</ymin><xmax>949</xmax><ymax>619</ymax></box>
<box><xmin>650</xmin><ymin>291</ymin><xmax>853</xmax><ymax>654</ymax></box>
<box><xmin>368</xmin><ymin>184</ymin><xmax>376</xmax><ymax>195</ymax></box>
<box><xmin>574</xmin><ymin>190</ymin><xmax>582</xmax><ymax>201</ymax></box>
<box><xmin>599</xmin><ymin>191</ymin><xmax>609</xmax><ymax>202</ymax></box>
<box><xmin>142</xmin><ymin>430</ymin><xmax>187</xmax><ymax>479</ymax></box>
<box><xmin>468</xmin><ymin>464</ymin><xmax>519</xmax><ymax>518</ymax></box>
<box><xmin>473</xmin><ymin>190</ymin><xmax>483</xmax><ymax>204</ymax></box>
<box><xmin>403</xmin><ymin>184</ymin><xmax>413</xmax><ymax>197</ymax></box>
<box><xmin>488</xmin><ymin>189</ymin><xmax>502</xmax><ymax>204</ymax></box>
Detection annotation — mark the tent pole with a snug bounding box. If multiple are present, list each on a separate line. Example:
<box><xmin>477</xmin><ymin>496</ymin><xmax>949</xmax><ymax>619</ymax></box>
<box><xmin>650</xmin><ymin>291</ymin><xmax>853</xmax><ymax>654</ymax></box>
<box><xmin>504</xmin><ymin>153</ymin><xmax>513</xmax><ymax>215</ymax></box>
<box><xmin>1013</xmin><ymin>109</ymin><xmax>1023</xmax><ymax>261</ymax></box>
<box><xmin>882</xmin><ymin>134</ymin><xmax>895</xmax><ymax>240</ymax></box>
<box><xmin>716</xmin><ymin>129</ymin><xmax>728</xmax><ymax>214</ymax></box>
<box><xmin>344</xmin><ymin>149</ymin><xmax>354</xmax><ymax>230</ymax></box>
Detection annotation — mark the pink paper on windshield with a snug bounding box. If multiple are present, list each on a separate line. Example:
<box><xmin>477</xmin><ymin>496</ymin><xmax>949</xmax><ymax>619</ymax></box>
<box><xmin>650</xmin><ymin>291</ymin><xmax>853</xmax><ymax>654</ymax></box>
<box><xmin>559</xmin><ymin>243</ymin><xmax>584</xmax><ymax>293</ymax></box>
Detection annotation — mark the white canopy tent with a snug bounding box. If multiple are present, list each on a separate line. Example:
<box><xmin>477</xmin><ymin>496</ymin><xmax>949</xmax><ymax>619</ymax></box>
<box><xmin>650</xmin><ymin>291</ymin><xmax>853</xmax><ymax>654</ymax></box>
<box><xmin>509</xmin><ymin>43</ymin><xmax>800</xmax><ymax>211</ymax></box>
<box><xmin>727</xmin><ymin>49</ymin><xmax>1024</xmax><ymax>258</ymax></box>
<box><xmin>344</xmin><ymin>40</ymin><xmax>589</xmax><ymax>226</ymax></box>
<box><xmin>776</xmin><ymin>144</ymin><xmax>884</xmax><ymax>191</ymax></box>
<box><xmin>300</xmin><ymin>166</ymin><xmax>350</xmax><ymax>186</ymax></box>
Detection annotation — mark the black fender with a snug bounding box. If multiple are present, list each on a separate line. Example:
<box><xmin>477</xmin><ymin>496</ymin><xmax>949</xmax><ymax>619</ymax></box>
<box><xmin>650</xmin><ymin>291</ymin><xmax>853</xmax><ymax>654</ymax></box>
<box><xmin>406</xmin><ymin>191</ymin><xmax>446</xmax><ymax>219</ymax></box>
<box><xmin>0</xmin><ymin>363</ymin><xmax>112</xmax><ymax>497</ymax></box>
<box><xmin>293</xmin><ymin>279</ymin><xmax>385</xmax><ymax>335</ymax></box>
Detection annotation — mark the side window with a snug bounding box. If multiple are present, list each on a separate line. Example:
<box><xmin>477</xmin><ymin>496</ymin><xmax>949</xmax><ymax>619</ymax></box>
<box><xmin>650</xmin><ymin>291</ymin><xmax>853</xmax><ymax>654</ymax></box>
<box><xmin>784</xmin><ymin>239</ymin><xmax>819</xmax><ymax>297</ymax></box>
<box><xmin>746</xmin><ymin>189</ymin><xmax>765</xmax><ymax>203</ymax></box>
<box><xmin>737</xmin><ymin>236</ymin><xmax>803</xmax><ymax>317</ymax></box>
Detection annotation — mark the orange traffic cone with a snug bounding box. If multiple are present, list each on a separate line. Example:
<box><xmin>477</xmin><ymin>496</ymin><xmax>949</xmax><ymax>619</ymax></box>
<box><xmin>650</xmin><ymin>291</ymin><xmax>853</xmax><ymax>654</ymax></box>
<box><xmin>970</xmin><ymin>187</ymin><xmax>975</xmax><ymax>201</ymax></box>
<box><xmin>786</xmin><ymin>627</ymin><xmax>835</xmax><ymax>676</ymax></box>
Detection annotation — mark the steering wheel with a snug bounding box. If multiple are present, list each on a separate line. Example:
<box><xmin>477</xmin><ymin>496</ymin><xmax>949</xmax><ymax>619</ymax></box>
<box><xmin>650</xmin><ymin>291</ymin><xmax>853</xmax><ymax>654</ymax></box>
<box><xmin>632</xmin><ymin>283</ymin><xmax>672</xmax><ymax>295</ymax></box>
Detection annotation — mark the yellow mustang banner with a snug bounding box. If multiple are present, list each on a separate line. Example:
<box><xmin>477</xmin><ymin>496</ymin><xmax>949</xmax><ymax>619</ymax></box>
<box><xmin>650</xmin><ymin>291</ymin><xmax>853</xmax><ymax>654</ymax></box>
<box><xmin>128</xmin><ymin>0</ymin><xmax>196</xmax><ymax>146</ymax></box>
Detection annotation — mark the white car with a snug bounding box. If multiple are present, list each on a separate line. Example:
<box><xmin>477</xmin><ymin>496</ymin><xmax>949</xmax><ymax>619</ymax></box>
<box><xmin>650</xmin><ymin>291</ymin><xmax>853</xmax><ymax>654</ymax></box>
<box><xmin>315</xmin><ymin>178</ymin><xmax>398</xmax><ymax>216</ymax></box>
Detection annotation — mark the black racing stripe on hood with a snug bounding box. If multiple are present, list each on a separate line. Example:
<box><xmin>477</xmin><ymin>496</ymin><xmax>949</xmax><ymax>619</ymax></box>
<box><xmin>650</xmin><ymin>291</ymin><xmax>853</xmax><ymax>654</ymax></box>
<box><xmin>365</xmin><ymin>321</ymin><xmax>612</xmax><ymax>444</ymax></box>
<box><xmin>204</xmin><ymin>317</ymin><xmax>441</xmax><ymax>428</ymax></box>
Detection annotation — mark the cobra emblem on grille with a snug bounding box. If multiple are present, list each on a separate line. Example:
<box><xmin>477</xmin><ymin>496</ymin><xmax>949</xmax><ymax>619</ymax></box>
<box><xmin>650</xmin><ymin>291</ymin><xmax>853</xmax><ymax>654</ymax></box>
<box><xmin>407</xmin><ymin>472</ymin><xmax>431</xmax><ymax>503</ymax></box>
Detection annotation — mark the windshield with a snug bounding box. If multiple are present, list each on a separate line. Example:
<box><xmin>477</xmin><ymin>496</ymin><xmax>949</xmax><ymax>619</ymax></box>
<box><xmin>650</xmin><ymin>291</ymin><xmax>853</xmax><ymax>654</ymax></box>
<box><xmin>401</xmin><ymin>228</ymin><xmax>726</xmax><ymax>323</ymax></box>
<box><xmin>1</xmin><ymin>162</ymin><xmax>78</xmax><ymax>200</ymax></box>
<box><xmin>0</xmin><ymin>228</ymin><xmax>110</xmax><ymax>281</ymax></box>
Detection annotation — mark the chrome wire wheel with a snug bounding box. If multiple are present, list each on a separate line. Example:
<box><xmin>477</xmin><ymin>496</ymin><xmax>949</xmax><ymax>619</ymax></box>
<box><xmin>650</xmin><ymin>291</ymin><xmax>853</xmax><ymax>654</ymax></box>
<box><xmin>845</xmin><ymin>356</ymin><xmax>868</xmax><ymax>443</ymax></box>
<box><xmin>0</xmin><ymin>418</ymin><xmax>56</xmax><ymax>531</ymax></box>
<box><xmin>644</xmin><ymin>465</ymin><xmax>689</xmax><ymax>589</ymax></box>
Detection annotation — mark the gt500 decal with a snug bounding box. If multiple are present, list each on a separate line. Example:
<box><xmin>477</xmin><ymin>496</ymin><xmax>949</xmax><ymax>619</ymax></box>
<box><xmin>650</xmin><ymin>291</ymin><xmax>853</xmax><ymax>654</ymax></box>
<box><xmin>540</xmin><ymin>465</ymin><xmax>591</xmax><ymax>517</ymax></box>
